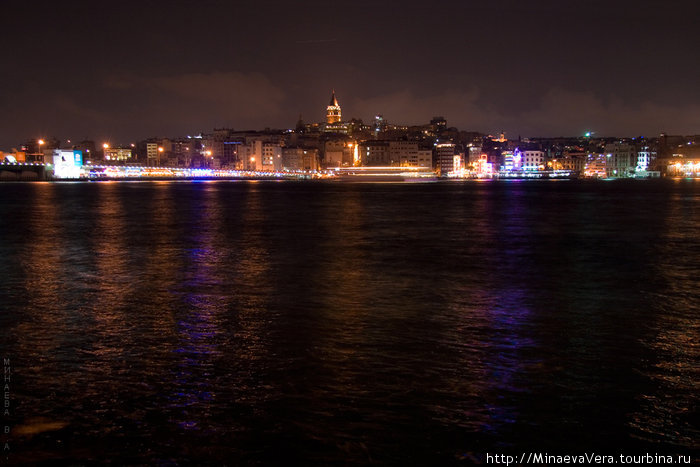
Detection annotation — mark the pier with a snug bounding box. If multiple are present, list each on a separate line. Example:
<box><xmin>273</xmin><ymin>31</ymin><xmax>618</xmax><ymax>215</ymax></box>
<box><xmin>0</xmin><ymin>162</ymin><xmax>49</xmax><ymax>181</ymax></box>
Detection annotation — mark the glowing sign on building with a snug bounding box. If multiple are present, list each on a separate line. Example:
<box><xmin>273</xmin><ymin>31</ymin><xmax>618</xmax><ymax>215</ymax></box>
<box><xmin>52</xmin><ymin>150</ymin><xmax>83</xmax><ymax>178</ymax></box>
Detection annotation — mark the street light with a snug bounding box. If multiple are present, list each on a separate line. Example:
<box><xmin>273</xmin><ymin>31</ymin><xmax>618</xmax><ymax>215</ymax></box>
<box><xmin>37</xmin><ymin>139</ymin><xmax>45</xmax><ymax>162</ymax></box>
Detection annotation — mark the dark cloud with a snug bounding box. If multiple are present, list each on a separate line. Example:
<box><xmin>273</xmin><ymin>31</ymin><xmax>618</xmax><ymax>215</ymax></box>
<box><xmin>351</xmin><ymin>88</ymin><xmax>484</xmax><ymax>128</ymax></box>
<box><xmin>513</xmin><ymin>89</ymin><xmax>700</xmax><ymax>137</ymax></box>
<box><xmin>53</xmin><ymin>96</ymin><xmax>109</xmax><ymax>123</ymax></box>
<box><xmin>349</xmin><ymin>87</ymin><xmax>700</xmax><ymax>138</ymax></box>
<box><xmin>151</xmin><ymin>72</ymin><xmax>286</xmax><ymax>121</ymax></box>
<box><xmin>96</xmin><ymin>71</ymin><xmax>288</xmax><ymax>137</ymax></box>
<box><xmin>1</xmin><ymin>0</ymin><xmax>699</xmax><ymax>148</ymax></box>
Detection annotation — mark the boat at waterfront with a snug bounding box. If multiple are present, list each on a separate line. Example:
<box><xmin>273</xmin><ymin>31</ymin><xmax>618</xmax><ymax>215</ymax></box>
<box><xmin>331</xmin><ymin>166</ymin><xmax>438</xmax><ymax>182</ymax></box>
<box><xmin>492</xmin><ymin>169</ymin><xmax>577</xmax><ymax>179</ymax></box>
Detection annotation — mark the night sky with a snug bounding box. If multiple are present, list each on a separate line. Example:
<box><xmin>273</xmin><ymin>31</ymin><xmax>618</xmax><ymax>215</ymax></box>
<box><xmin>2</xmin><ymin>0</ymin><xmax>699</xmax><ymax>149</ymax></box>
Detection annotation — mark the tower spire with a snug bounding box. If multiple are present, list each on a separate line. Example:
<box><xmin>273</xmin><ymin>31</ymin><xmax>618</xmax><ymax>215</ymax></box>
<box><xmin>326</xmin><ymin>90</ymin><xmax>341</xmax><ymax>124</ymax></box>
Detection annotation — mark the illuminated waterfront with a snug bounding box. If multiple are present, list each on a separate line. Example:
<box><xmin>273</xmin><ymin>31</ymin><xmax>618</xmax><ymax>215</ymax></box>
<box><xmin>0</xmin><ymin>180</ymin><xmax>698</xmax><ymax>464</ymax></box>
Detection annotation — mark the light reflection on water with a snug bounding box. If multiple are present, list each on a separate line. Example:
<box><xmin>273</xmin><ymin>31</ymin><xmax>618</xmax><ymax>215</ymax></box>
<box><xmin>0</xmin><ymin>180</ymin><xmax>697</xmax><ymax>464</ymax></box>
<box><xmin>629</xmin><ymin>190</ymin><xmax>699</xmax><ymax>448</ymax></box>
<box><xmin>171</xmin><ymin>184</ymin><xmax>226</xmax><ymax>431</ymax></box>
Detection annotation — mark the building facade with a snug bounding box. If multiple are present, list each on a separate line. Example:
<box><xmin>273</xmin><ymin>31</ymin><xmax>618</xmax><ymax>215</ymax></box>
<box><xmin>436</xmin><ymin>143</ymin><xmax>460</xmax><ymax>175</ymax></box>
<box><xmin>604</xmin><ymin>142</ymin><xmax>637</xmax><ymax>177</ymax></box>
<box><xmin>282</xmin><ymin>147</ymin><xmax>320</xmax><ymax>171</ymax></box>
<box><xmin>522</xmin><ymin>150</ymin><xmax>545</xmax><ymax>171</ymax></box>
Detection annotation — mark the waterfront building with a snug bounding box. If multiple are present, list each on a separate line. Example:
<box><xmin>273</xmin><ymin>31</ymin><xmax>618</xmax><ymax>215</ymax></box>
<box><xmin>169</xmin><ymin>139</ymin><xmax>194</xmax><ymax>166</ymax></box>
<box><xmin>482</xmin><ymin>136</ymin><xmax>508</xmax><ymax>168</ymax></box>
<box><xmin>135</xmin><ymin>139</ymin><xmax>163</xmax><ymax>166</ymax></box>
<box><xmin>73</xmin><ymin>140</ymin><xmax>96</xmax><ymax>164</ymax></box>
<box><xmin>521</xmin><ymin>149</ymin><xmax>545</xmax><ymax>171</ymax></box>
<box><xmin>359</xmin><ymin>140</ymin><xmax>390</xmax><ymax>166</ymax></box>
<box><xmin>282</xmin><ymin>147</ymin><xmax>320</xmax><ymax>171</ymax></box>
<box><xmin>356</xmin><ymin>140</ymin><xmax>433</xmax><ymax>168</ymax></box>
<box><xmin>667</xmin><ymin>155</ymin><xmax>700</xmax><ymax>177</ymax></box>
<box><xmin>658</xmin><ymin>133</ymin><xmax>688</xmax><ymax>159</ymax></box>
<box><xmin>436</xmin><ymin>143</ymin><xmax>462</xmax><ymax>175</ymax></box>
<box><xmin>404</xmin><ymin>147</ymin><xmax>433</xmax><ymax>168</ymax></box>
<box><xmin>234</xmin><ymin>135</ymin><xmax>285</xmax><ymax>171</ymax></box>
<box><xmin>201</xmin><ymin>130</ymin><xmax>283</xmax><ymax>169</ymax></box>
<box><xmin>145</xmin><ymin>143</ymin><xmax>160</xmax><ymax>166</ymax></box>
<box><xmin>389</xmin><ymin>141</ymin><xmax>432</xmax><ymax>167</ymax></box>
<box><xmin>502</xmin><ymin>150</ymin><xmax>521</xmax><ymax>171</ymax></box>
<box><xmin>211</xmin><ymin>138</ymin><xmax>236</xmax><ymax>168</ymax></box>
<box><xmin>604</xmin><ymin>142</ymin><xmax>637</xmax><ymax>177</ymax></box>
<box><xmin>584</xmin><ymin>153</ymin><xmax>608</xmax><ymax>177</ymax></box>
<box><xmin>239</xmin><ymin>140</ymin><xmax>263</xmax><ymax>170</ymax></box>
<box><xmin>468</xmin><ymin>144</ymin><xmax>483</xmax><ymax>164</ymax></box>
<box><xmin>635</xmin><ymin>142</ymin><xmax>656</xmax><ymax>173</ymax></box>
<box><xmin>104</xmin><ymin>147</ymin><xmax>132</xmax><ymax>162</ymax></box>
<box><xmin>159</xmin><ymin>139</ymin><xmax>176</xmax><ymax>166</ymax></box>
<box><xmin>262</xmin><ymin>142</ymin><xmax>283</xmax><ymax>171</ymax></box>
<box><xmin>559</xmin><ymin>152</ymin><xmax>587</xmax><ymax>174</ymax></box>
<box><xmin>324</xmin><ymin>138</ymin><xmax>356</xmax><ymax>167</ymax></box>
<box><xmin>201</xmin><ymin>130</ymin><xmax>236</xmax><ymax>167</ymax></box>
<box><xmin>474</xmin><ymin>154</ymin><xmax>494</xmax><ymax>176</ymax></box>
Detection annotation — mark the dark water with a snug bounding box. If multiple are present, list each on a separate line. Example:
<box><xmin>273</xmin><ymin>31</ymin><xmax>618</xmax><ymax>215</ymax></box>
<box><xmin>0</xmin><ymin>180</ymin><xmax>698</xmax><ymax>465</ymax></box>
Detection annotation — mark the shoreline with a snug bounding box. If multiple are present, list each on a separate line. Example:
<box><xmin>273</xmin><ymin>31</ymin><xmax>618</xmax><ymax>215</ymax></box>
<box><xmin>0</xmin><ymin>176</ymin><xmax>693</xmax><ymax>183</ymax></box>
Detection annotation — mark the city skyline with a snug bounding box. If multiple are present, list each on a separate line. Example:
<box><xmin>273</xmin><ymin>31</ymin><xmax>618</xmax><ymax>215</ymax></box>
<box><xmin>2</xmin><ymin>1</ymin><xmax>700</xmax><ymax>149</ymax></box>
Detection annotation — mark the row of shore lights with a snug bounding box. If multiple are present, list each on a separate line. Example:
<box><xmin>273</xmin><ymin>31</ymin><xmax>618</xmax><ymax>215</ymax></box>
<box><xmin>36</xmin><ymin>139</ymin><xmax>216</xmax><ymax>159</ymax></box>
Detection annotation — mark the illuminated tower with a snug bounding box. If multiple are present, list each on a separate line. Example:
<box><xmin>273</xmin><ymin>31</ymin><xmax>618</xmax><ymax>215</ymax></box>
<box><xmin>326</xmin><ymin>90</ymin><xmax>342</xmax><ymax>124</ymax></box>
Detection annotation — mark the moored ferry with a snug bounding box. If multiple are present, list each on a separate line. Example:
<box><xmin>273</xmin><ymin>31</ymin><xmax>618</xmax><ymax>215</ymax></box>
<box><xmin>331</xmin><ymin>166</ymin><xmax>438</xmax><ymax>182</ymax></box>
<box><xmin>493</xmin><ymin>169</ymin><xmax>577</xmax><ymax>179</ymax></box>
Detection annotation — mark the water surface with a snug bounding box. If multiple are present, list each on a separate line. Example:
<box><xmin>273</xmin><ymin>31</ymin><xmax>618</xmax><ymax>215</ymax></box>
<box><xmin>0</xmin><ymin>180</ymin><xmax>698</xmax><ymax>464</ymax></box>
